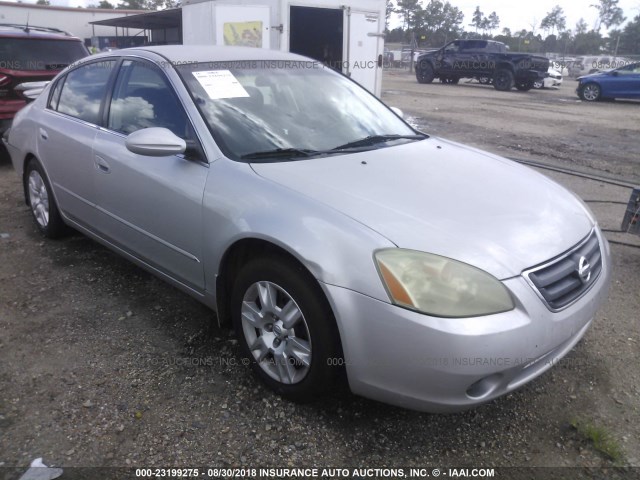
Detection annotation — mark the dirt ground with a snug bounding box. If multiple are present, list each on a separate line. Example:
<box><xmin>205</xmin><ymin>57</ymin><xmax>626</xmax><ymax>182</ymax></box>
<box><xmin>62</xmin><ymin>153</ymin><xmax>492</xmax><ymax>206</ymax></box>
<box><xmin>1</xmin><ymin>70</ymin><xmax>639</xmax><ymax>478</ymax></box>
<box><xmin>383</xmin><ymin>70</ymin><xmax>640</xmax><ymax>183</ymax></box>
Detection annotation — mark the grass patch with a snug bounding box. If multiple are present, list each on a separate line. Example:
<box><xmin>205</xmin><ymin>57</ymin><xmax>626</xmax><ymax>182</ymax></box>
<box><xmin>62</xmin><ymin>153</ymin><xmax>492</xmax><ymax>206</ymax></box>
<box><xmin>570</xmin><ymin>417</ymin><xmax>624</xmax><ymax>462</ymax></box>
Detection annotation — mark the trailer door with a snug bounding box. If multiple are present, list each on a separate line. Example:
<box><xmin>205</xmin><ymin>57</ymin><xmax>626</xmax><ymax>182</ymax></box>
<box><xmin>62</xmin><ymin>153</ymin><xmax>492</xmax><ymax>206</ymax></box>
<box><xmin>345</xmin><ymin>9</ymin><xmax>382</xmax><ymax>96</ymax></box>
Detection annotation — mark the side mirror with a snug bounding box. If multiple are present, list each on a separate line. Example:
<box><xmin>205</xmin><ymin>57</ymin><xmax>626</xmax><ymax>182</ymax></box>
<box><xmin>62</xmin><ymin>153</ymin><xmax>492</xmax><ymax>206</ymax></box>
<box><xmin>611</xmin><ymin>70</ymin><xmax>619</xmax><ymax>76</ymax></box>
<box><xmin>390</xmin><ymin>106</ymin><xmax>404</xmax><ymax>118</ymax></box>
<box><xmin>125</xmin><ymin>128</ymin><xmax>186</xmax><ymax>157</ymax></box>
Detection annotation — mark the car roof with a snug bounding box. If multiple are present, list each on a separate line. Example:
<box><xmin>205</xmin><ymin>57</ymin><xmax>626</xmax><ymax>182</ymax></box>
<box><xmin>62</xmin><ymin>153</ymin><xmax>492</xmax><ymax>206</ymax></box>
<box><xmin>0</xmin><ymin>23</ymin><xmax>81</xmax><ymax>40</ymax></box>
<box><xmin>98</xmin><ymin>45</ymin><xmax>313</xmax><ymax>64</ymax></box>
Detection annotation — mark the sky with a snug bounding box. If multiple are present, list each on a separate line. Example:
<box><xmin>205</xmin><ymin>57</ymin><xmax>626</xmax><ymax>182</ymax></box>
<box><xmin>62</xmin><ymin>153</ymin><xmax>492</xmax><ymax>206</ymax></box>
<box><xmin>8</xmin><ymin>0</ymin><xmax>640</xmax><ymax>33</ymax></box>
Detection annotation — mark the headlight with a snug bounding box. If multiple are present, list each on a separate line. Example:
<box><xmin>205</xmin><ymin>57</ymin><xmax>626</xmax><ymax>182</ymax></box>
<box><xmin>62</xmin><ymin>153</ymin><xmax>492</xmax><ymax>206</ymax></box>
<box><xmin>374</xmin><ymin>249</ymin><xmax>515</xmax><ymax>318</ymax></box>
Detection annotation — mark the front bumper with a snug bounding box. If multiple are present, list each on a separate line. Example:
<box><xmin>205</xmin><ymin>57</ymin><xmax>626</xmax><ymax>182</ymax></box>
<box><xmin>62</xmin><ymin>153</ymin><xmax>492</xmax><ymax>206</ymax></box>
<box><xmin>325</xmin><ymin>232</ymin><xmax>611</xmax><ymax>412</ymax></box>
<box><xmin>545</xmin><ymin>77</ymin><xmax>563</xmax><ymax>88</ymax></box>
<box><xmin>518</xmin><ymin>69</ymin><xmax>548</xmax><ymax>82</ymax></box>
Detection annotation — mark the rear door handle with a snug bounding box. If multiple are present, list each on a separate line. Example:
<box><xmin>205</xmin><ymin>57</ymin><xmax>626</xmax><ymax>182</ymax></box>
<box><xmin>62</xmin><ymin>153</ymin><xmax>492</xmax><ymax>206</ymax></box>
<box><xmin>94</xmin><ymin>155</ymin><xmax>110</xmax><ymax>173</ymax></box>
<box><xmin>39</xmin><ymin>128</ymin><xmax>48</xmax><ymax>140</ymax></box>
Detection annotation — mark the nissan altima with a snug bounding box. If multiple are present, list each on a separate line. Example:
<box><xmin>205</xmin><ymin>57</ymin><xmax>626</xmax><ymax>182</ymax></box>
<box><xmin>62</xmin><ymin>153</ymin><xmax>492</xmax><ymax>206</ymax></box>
<box><xmin>3</xmin><ymin>46</ymin><xmax>611</xmax><ymax>412</ymax></box>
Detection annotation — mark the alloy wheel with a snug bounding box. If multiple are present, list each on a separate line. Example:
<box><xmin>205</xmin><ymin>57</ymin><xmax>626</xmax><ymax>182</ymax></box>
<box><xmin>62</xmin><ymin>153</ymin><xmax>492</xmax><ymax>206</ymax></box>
<box><xmin>582</xmin><ymin>84</ymin><xmax>600</xmax><ymax>101</ymax></box>
<box><xmin>28</xmin><ymin>170</ymin><xmax>49</xmax><ymax>228</ymax></box>
<box><xmin>241</xmin><ymin>280</ymin><xmax>312</xmax><ymax>384</ymax></box>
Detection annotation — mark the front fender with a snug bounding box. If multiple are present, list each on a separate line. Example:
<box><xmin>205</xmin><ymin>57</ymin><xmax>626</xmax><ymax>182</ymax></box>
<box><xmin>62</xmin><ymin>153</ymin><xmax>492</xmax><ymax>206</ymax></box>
<box><xmin>202</xmin><ymin>159</ymin><xmax>395</xmax><ymax>303</ymax></box>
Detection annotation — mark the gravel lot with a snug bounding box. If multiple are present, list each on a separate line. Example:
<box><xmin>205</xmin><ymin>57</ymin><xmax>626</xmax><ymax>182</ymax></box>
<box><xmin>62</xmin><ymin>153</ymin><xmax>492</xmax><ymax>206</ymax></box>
<box><xmin>1</xmin><ymin>70</ymin><xmax>639</xmax><ymax>478</ymax></box>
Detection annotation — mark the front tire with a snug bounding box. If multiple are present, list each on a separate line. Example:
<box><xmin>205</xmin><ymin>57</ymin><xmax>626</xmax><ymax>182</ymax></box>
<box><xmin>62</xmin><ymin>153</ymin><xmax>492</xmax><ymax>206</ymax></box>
<box><xmin>493</xmin><ymin>68</ymin><xmax>514</xmax><ymax>91</ymax></box>
<box><xmin>578</xmin><ymin>83</ymin><xmax>601</xmax><ymax>101</ymax></box>
<box><xmin>416</xmin><ymin>62</ymin><xmax>435</xmax><ymax>84</ymax></box>
<box><xmin>231</xmin><ymin>255</ymin><xmax>343</xmax><ymax>402</ymax></box>
<box><xmin>533</xmin><ymin>79</ymin><xmax>544</xmax><ymax>89</ymax></box>
<box><xmin>24</xmin><ymin>159</ymin><xmax>67</xmax><ymax>238</ymax></box>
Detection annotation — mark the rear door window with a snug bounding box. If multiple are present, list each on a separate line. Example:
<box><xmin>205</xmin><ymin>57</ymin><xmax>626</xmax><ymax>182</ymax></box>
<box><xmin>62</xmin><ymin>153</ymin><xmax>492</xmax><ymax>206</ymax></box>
<box><xmin>56</xmin><ymin>60</ymin><xmax>116</xmax><ymax>124</ymax></box>
<box><xmin>462</xmin><ymin>40</ymin><xmax>487</xmax><ymax>51</ymax></box>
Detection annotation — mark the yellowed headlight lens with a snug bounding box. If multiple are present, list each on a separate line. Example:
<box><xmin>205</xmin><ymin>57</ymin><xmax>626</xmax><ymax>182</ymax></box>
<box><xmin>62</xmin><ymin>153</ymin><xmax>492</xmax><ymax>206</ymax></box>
<box><xmin>375</xmin><ymin>249</ymin><xmax>515</xmax><ymax>318</ymax></box>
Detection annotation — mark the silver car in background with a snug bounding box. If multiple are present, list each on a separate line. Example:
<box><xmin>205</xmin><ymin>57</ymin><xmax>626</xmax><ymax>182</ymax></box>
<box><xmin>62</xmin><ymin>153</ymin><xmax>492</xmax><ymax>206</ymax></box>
<box><xmin>3</xmin><ymin>46</ymin><xmax>611</xmax><ymax>412</ymax></box>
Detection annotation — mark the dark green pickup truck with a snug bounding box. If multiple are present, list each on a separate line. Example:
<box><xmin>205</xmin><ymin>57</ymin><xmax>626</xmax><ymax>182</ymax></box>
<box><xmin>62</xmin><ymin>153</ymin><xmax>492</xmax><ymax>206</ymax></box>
<box><xmin>415</xmin><ymin>39</ymin><xmax>549</xmax><ymax>91</ymax></box>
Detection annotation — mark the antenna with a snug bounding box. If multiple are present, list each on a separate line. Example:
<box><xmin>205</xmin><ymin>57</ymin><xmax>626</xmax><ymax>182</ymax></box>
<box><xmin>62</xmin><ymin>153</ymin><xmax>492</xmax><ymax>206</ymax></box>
<box><xmin>25</xmin><ymin>12</ymin><xmax>30</xmax><ymax>33</ymax></box>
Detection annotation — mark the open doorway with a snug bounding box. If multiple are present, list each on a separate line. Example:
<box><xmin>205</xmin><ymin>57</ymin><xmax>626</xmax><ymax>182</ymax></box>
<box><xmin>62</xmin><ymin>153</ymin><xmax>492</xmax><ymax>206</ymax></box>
<box><xmin>289</xmin><ymin>6</ymin><xmax>343</xmax><ymax>71</ymax></box>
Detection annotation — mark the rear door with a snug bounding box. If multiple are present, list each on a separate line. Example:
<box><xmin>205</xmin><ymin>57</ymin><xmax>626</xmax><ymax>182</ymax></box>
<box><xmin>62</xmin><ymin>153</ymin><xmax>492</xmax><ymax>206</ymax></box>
<box><xmin>92</xmin><ymin>59</ymin><xmax>208</xmax><ymax>291</ymax></box>
<box><xmin>458</xmin><ymin>40</ymin><xmax>490</xmax><ymax>77</ymax></box>
<box><xmin>39</xmin><ymin>59</ymin><xmax>117</xmax><ymax>225</ymax></box>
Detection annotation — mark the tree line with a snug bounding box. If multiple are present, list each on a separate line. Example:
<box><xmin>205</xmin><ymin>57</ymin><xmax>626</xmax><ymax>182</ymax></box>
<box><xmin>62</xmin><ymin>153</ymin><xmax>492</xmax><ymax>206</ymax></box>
<box><xmin>386</xmin><ymin>0</ymin><xmax>639</xmax><ymax>56</ymax></box>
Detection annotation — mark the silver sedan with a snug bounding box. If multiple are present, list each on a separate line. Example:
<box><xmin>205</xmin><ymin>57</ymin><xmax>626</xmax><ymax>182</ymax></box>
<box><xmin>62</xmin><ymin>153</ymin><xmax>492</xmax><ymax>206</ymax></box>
<box><xmin>3</xmin><ymin>46</ymin><xmax>611</xmax><ymax>412</ymax></box>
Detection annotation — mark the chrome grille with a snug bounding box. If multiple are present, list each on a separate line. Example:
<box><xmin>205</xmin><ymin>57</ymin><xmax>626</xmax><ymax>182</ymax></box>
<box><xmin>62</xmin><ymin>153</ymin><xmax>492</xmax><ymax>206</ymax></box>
<box><xmin>524</xmin><ymin>229</ymin><xmax>602</xmax><ymax>311</ymax></box>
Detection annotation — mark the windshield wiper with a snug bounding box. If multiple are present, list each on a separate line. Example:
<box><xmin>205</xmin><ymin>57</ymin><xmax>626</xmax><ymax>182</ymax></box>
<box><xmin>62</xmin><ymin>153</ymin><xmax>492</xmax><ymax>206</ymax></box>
<box><xmin>332</xmin><ymin>134</ymin><xmax>426</xmax><ymax>151</ymax></box>
<box><xmin>241</xmin><ymin>148</ymin><xmax>320</xmax><ymax>160</ymax></box>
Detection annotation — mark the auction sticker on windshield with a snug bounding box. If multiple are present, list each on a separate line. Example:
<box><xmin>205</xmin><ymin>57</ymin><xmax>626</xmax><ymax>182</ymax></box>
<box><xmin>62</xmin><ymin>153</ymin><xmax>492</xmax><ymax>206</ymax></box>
<box><xmin>192</xmin><ymin>70</ymin><xmax>249</xmax><ymax>99</ymax></box>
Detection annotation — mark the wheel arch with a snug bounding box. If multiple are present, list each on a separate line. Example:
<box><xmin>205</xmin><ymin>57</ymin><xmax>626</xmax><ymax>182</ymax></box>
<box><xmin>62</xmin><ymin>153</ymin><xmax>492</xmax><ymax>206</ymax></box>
<box><xmin>416</xmin><ymin>57</ymin><xmax>435</xmax><ymax>69</ymax></box>
<box><xmin>215</xmin><ymin>237</ymin><xmax>335</xmax><ymax>330</ymax></box>
<box><xmin>495</xmin><ymin>62</ymin><xmax>515</xmax><ymax>73</ymax></box>
<box><xmin>579</xmin><ymin>81</ymin><xmax>603</xmax><ymax>100</ymax></box>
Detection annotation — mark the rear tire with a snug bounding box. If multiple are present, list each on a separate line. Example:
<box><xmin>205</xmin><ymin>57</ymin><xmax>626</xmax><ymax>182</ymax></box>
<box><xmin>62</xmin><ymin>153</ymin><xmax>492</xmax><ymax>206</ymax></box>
<box><xmin>416</xmin><ymin>62</ymin><xmax>435</xmax><ymax>84</ymax></box>
<box><xmin>493</xmin><ymin>68</ymin><xmax>514</xmax><ymax>91</ymax></box>
<box><xmin>231</xmin><ymin>255</ymin><xmax>343</xmax><ymax>402</ymax></box>
<box><xmin>24</xmin><ymin>159</ymin><xmax>67</xmax><ymax>238</ymax></box>
<box><xmin>533</xmin><ymin>79</ymin><xmax>544</xmax><ymax>89</ymax></box>
<box><xmin>478</xmin><ymin>76</ymin><xmax>491</xmax><ymax>84</ymax></box>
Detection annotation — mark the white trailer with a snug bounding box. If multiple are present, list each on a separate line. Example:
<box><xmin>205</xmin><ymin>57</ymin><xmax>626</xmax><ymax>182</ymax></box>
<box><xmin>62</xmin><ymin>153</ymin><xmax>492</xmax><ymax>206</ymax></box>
<box><xmin>181</xmin><ymin>0</ymin><xmax>386</xmax><ymax>96</ymax></box>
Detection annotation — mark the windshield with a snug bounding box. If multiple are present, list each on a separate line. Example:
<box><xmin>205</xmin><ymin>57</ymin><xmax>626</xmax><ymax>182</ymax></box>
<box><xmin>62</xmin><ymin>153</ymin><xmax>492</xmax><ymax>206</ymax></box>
<box><xmin>0</xmin><ymin>38</ymin><xmax>88</xmax><ymax>71</ymax></box>
<box><xmin>177</xmin><ymin>61</ymin><xmax>419</xmax><ymax>161</ymax></box>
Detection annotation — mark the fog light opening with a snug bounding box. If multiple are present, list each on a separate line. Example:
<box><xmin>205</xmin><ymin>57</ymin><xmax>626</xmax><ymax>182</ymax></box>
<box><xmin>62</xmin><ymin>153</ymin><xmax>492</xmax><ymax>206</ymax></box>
<box><xmin>466</xmin><ymin>373</ymin><xmax>503</xmax><ymax>399</ymax></box>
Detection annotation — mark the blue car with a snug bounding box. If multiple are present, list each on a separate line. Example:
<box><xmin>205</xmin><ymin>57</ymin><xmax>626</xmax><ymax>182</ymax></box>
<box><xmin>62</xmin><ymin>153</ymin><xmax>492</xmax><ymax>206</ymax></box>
<box><xmin>577</xmin><ymin>62</ymin><xmax>640</xmax><ymax>101</ymax></box>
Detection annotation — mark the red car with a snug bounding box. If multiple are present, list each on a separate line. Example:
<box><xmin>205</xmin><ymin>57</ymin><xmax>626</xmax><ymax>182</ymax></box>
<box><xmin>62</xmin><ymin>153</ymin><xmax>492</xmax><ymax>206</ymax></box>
<box><xmin>0</xmin><ymin>23</ymin><xmax>89</xmax><ymax>136</ymax></box>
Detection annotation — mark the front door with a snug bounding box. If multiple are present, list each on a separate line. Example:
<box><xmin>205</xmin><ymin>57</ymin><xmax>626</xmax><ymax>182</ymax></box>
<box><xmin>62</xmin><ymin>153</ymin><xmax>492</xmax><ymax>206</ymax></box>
<box><xmin>92</xmin><ymin>59</ymin><xmax>207</xmax><ymax>291</ymax></box>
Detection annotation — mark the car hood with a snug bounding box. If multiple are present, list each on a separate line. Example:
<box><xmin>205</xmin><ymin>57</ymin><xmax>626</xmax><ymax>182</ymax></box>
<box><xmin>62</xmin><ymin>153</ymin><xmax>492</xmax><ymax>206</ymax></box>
<box><xmin>578</xmin><ymin>69</ymin><xmax>614</xmax><ymax>80</ymax></box>
<box><xmin>251</xmin><ymin>138</ymin><xmax>593</xmax><ymax>279</ymax></box>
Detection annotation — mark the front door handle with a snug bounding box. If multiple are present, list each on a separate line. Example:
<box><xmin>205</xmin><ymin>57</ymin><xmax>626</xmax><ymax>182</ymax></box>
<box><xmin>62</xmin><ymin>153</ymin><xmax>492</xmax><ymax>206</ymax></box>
<box><xmin>39</xmin><ymin>128</ymin><xmax>48</xmax><ymax>140</ymax></box>
<box><xmin>94</xmin><ymin>155</ymin><xmax>110</xmax><ymax>174</ymax></box>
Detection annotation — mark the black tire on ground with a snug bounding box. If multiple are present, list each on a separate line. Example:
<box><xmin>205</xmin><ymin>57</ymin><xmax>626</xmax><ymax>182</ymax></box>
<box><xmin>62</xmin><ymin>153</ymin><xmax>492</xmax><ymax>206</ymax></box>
<box><xmin>441</xmin><ymin>76</ymin><xmax>460</xmax><ymax>84</ymax></box>
<box><xmin>478</xmin><ymin>76</ymin><xmax>491</xmax><ymax>84</ymax></box>
<box><xmin>231</xmin><ymin>255</ymin><xmax>343</xmax><ymax>402</ymax></box>
<box><xmin>533</xmin><ymin>79</ymin><xmax>544</xmax><ymax>89</ymax></box>
<box><xmin>493</xmin><ymin>68</ymin><xmax>514</xmax><ymax>91</ymax></box>
<box><xmin>24</xmin><ymin>158</ymin><xmax>68</xmax><ymax>238</ymax></box>
<box><xmin>515</xmin><ymin>80</ymin><xmax>534</xmax><ymax>91</ymax></box>
<box><xmin>578</xmin><ymin>83</ymin><xmax>602</xmax><ymax>102</ymax></box>
<box><xmin>416</xmin><ymin>61</ymin><xmax>435</xmax><ymax>84</ymax></box>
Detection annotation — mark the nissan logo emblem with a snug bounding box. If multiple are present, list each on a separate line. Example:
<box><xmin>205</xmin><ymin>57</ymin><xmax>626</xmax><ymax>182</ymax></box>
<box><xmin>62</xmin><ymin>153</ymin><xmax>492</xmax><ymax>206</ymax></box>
<box><xmin>577</xmin><ymin>256</ymin><xmax>591</xmax><ymax>284</ymax></box>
